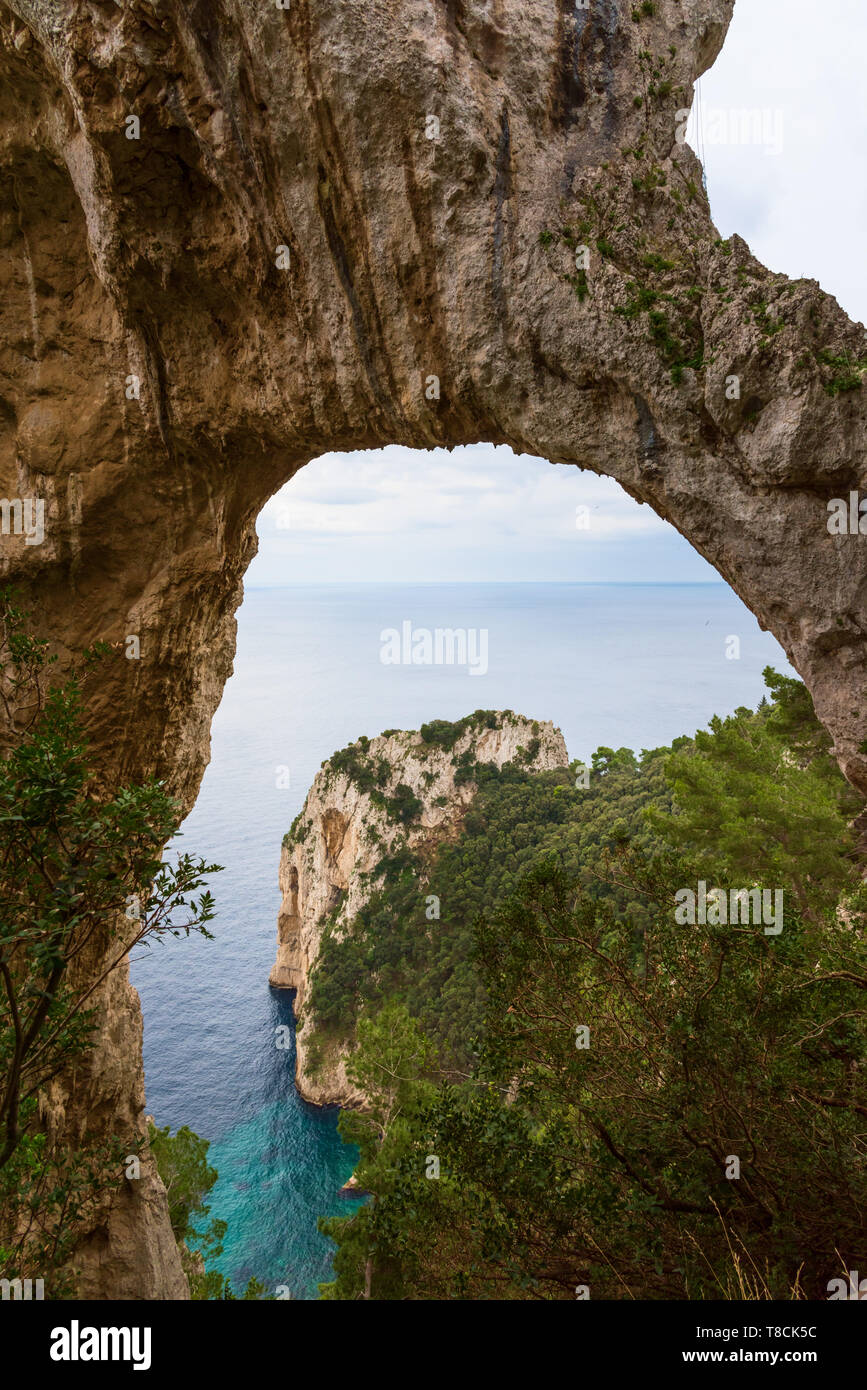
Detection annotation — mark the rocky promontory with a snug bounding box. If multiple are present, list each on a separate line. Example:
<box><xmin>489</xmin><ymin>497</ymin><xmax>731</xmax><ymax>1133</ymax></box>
<box><xmin>269</xmin><ymin>711</ymin><xmax>568</xmax><ymax>1106</ymax></box>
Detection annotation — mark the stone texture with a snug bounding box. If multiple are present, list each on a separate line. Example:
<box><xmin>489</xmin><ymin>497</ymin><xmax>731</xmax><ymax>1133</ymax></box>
<box><xmin>270</xmin><ymin>714</ymin><xmax>568</xmax><ymax>1106</ymax></box>
<box><xmin>0</xmin><ymin>0</ymin><xmax>865</xmax><ymax>1295</ymax></box>
<box><xmin>35</xmin><ymin>934</ymin><xmax>189</xmax><ymax>1300</ymax></box>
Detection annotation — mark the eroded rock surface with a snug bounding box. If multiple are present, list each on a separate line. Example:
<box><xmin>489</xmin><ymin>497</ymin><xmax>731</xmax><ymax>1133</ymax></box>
<box><xmin>0</xmin><ymin>0</ymin><xmax>865</xmax><ymax>1296</ymax></box>
<box><xmin>270</xmin><ymin>713</ymin><xmax>568</xmax><ymax>1106</ymax></box>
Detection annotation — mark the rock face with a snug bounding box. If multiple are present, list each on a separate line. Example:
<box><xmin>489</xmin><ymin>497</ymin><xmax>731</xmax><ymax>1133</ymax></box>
<box><xmin>40</xmin><ymin>956</ymin><xmax>190</xmax><ymax>1301</ymax></box>
<box><xmin>1</xmin><ymin>0</ymin><xmax>866</xmax><ymax>1295</ymax></box>
<box><xmin>270</xmin><ymin>714</ymin><xmax>567</xmax><ymax>1106</ymax></box>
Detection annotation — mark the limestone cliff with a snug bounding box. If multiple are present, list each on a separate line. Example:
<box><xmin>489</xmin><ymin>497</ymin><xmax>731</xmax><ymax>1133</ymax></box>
<box><xmin>1</xmin><ymin>0</ymin><xmax>866</xmax><ymax>1294</ymax></box>
<box><xmin>270</xmin><ymin>713</ymin><xmax>568</xmax><ymax>1106</ymax></box>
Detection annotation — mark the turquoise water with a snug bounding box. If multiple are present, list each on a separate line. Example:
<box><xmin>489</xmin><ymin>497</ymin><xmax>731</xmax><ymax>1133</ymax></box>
<box><xmin>207</xmin><ymin>1095</ymin><xmax>363</xmax><ymax>1298</ymax></box>
<box><xmin>131</xmin><ymin>582</ymin><xmax>793</xmax><ymax>1297</ymax></box>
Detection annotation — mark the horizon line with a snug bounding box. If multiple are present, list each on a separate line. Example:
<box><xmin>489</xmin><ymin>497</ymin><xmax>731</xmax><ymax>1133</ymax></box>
<box><xmin>244</xmin><ymin>579</ymin><xmax>729</xmax><ymax>590</ymax></box>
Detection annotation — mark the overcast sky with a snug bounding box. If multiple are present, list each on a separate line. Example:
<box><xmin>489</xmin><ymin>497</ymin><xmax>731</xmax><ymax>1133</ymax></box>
<box><xmin>250</xmin><ymin>0</ymin><xmax>867</xmax><ymax>587</ymax></box>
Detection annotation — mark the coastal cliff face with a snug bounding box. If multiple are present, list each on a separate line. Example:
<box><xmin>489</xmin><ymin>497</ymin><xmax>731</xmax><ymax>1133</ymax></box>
<box><xmin>39</xmin><ymin>958</ymin><xmax>190</xmax><ymax>1300</ymax></box>
<box><xmin>1</xmin><ymin>0</ymin><xmax>866</xmax><ymax>1293</ymax></box>
<box><xmin>270</xmin><ymin>714</ymin><xmax>568</xmax><ymax>1106</ymax></box>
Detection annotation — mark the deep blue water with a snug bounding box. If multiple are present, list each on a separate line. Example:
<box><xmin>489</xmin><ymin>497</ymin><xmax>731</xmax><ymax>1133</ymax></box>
<box><xmin>131</xmin><ymin>583</ymin><xmax>793</xmax><ymax>1297</ymax></box>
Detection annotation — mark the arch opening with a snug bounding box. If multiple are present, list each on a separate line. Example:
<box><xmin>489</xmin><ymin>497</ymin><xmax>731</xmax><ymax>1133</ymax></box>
<box><xmin>132</xmin><ymin>441</ymin><xmax>797</xmax><ymax>1296</ymax></box>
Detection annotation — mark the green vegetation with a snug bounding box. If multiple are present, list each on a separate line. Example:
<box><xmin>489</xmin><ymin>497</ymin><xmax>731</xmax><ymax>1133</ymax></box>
<box><xmin>749</xmin><ymin>294</ymin><xmax>786</xmax><ymax>339</ymax></box>
<box><xmin>615</xmin><ymin>282</ymin><xmax>659</xmax><ymax>319</ymax></box>
<box><xmin>648</xmin><ymin>669</ymin><xmax>860</xmax><ymax>924</ymax></box>
<box><xmin>635</xmin><ymin>44</ymin><xmax>683</xmax><ymax>114</ymax></box>
<box><xmin>382</xmin><ymin>782</ymin><xmax>423</xmax><ymax>826</ymax></box>
<box><xmin>325</xmin><ymin>716</ymin><xmax>512</xmax><ymax>830</ymax></box>
<box><xmin>815</xmin><ymin>348</ymin><xmax>867</xmax><ymax>396</ymax></box>
<box><xmin>631</xmin><ymin>165</ymin><xmax>667</xmax><ymax>194</ymax></box>
<box><xmin>0</xmin><ymin>591</ymin><xmax>221</xmax><ymax>1296</ymax></box>
<box><xmin>615</xmin><ymin>275</ymin><xmax>704</xmax><ymax>384</ymax></box>
<box><xmin>328</xmin><ymin>737</ymin><xmax>391</xmax><ymax>794</ymax></box>
<box><xmin>419</xmin><ymin>710</ymin><xmax>501</xmax><ymax>752</ymax></box>
<box><xmin>567</xmin><ymin>270</ymin><xmax>589</xmax><ymax>301</ymax></box>
<box><xmin>641</xmin><ymin>252</ymin><xmax>675</xmax><ymax>273</ymax></box>
<box><xmin>309</xmin><ymin>737</ymin><xmax>678</xmax><ymax>1071</ymax></box>
<box><xmin>318</xmin><ymin>672</ymin><xmax>867</xmax><ymax>1300</ymax></box>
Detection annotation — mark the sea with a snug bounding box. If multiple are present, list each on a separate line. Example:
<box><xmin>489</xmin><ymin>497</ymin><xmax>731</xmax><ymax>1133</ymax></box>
<box><xmin>130</xmin><ymin>582</ymin><xmax>793</xmax><ymax>1299</ymax></box>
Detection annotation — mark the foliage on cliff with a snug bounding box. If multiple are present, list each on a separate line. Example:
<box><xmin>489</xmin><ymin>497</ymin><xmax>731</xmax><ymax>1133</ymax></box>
<box><xmin>308</xmin><ymin>725</ymin><xmax>679</xmax><ymax>1071</ymax></box>
<box><xmin>0</xmin><ymin>592</ymin><xmax>221</xmax><ymax>1296</ymax></box>
<box><xmin>418</xmin><ymin>709</ymin><xmax>504</xmax><ymax>751</ymax></box>
<box><xmin>319</xmin><ymin>672</ymin><xmax>867</xmax><ymax>1300</ymax></box>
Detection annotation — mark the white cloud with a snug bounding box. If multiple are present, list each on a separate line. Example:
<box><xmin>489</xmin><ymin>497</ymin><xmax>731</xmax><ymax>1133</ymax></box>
<box><xmin>694</xmin><ymin>0</ymin><xmax>867</xmax><ymax>327</ymax></box>
<box><xmin>258</xmin><ymin>445</ymin><xmax>667</xmax><ymax>543</ymax></box>
<box><xmin>251</xmin><ymin>444</ymin><xmax>703</xmax><ymax>584</ymax></box>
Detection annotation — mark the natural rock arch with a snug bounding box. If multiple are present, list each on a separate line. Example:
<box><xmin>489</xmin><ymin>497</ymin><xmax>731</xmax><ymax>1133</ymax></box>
<box><xmin>1</xmin><ymin>0</ymin><xmax>865</xmax><ymax>1296</ymax></box>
